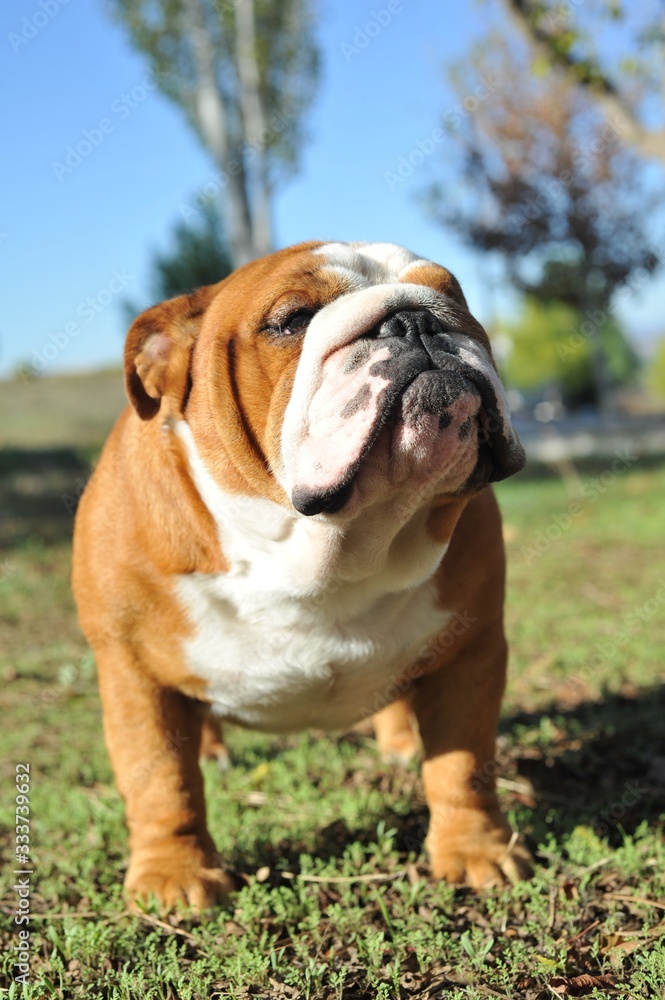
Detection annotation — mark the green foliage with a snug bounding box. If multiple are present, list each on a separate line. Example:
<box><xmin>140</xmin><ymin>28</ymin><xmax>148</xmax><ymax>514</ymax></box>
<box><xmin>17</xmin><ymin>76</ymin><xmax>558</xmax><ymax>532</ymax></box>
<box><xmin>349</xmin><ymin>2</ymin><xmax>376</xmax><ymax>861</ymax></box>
<box><xmin>149</xmin><ymin>201</ymin><xmax>232</xmax><ymax>299</ymax></box>
<box><xmin>508</xmin><ymin>0</ymin><xmax>665</xmax><ymax>130</ymax></box>
<box><xmin>123</xmin><ymin>202</ymin><xmax>232</xmax><ymax>324</ymax></box>
<box><xmin>430</xmin><ymin>40</ymin><xmax>659</xmax><ymax>312</ymax></box>
<box><xmin>249</xmin><ymin>0</ymin><xmax>321</xmax><ymax>172</ymax></box>
<box><xmin>11</xmin><ymin>360</ymin><xmax>42</xmax><ymax>383</ymax></box>
<box><xmin>501</xmin><ymin>298</ymin><xmax>584</xmax><ymax>396</ymax></box>
<box><xmin>500</xmin><ymin>297</ymin><xmax>638</xmax><ymax>405</ymax></box>
<box><xmin>646</xmin><ymin>337</ymin><xmax>665</xmax><ymax>399</ymax></box>
<box><xmin>601</xmin><ymin>319</ymin><xmax>640</xmax><ymax>386</ymax></box>
<box><xmin>430</xmin><ymin>26</ymin><xmax>662</xmax><ymax>407</ymax></box>
<box><xmin>106</xmin><ymin>0</ymin><xmax>321</xmax><ymax>265</ymax></box>
<box><xmin>106</xmin><ymin>0</ymin><xmax>319</xmax><ymax>183</ymax></box>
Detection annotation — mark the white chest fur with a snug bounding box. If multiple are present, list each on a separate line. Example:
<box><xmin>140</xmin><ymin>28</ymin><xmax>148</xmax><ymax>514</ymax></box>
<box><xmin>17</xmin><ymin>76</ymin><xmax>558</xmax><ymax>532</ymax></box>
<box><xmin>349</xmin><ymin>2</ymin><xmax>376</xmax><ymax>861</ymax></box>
<box><xmin>174</xmin><ymin>421</ymin><xmax>451</xmax><ymax>732</ymax></box>
<box><xmin>176</xmin><ymin>572</ymin><xmax>449</xmax><ymax>731</ymax></box>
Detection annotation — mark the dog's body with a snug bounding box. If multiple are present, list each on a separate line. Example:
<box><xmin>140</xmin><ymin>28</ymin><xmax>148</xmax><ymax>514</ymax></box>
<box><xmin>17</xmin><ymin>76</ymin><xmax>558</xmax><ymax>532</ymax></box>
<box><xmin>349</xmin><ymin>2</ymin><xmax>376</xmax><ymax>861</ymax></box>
<box><xmin>73</xmin><ymin>241</ymin><xmax>531</xmax><ymax>908</ymax></box>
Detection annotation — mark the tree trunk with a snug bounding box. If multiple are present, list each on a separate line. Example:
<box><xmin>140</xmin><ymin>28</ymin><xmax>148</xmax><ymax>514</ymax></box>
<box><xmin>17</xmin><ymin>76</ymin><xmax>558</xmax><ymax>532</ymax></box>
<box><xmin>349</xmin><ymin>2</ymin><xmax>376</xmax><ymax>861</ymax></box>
<box><xmin>234</xmin><ymin>0</ymin><xmax>273</xmax><ymax>255</ymax></box>
<box><xmin>182</xmin><ymin>0</ymin><xmax>257</xmax><ymax>267</ymax></box>
<box><xmin>504</xmin><ymin>0</ymin><xmax>665</xmax><ymax>165</ymax></box>
<box><xmin>586</xmin><ymin>295</ymin><xmax>615</xmax><ymax>415</ymax></box>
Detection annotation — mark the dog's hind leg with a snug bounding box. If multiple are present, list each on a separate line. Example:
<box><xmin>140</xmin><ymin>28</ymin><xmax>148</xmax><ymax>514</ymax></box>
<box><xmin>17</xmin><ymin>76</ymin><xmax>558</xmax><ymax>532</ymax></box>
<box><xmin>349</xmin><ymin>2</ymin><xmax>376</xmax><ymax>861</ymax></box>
<box><xmin>372</xmin><ymin>699</ymin><xmax>420</xmax><ymax>764</ymax></box>
<box><xmin>198</xmin><ymin>708</ymin><xmax>231</xmax><ymax>771</ymax></box>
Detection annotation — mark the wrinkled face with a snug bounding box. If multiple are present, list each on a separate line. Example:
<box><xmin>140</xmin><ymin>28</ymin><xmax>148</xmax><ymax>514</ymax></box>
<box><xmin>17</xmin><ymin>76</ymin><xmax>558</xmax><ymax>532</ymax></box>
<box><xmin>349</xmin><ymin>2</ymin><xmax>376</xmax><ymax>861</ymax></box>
<box><xmin>279</xmin><ymin>243</ymin><xmax>525</xmax><ymax>516</ymax></box>
<box><xmin>125</xmin><ymin>241</ymin><xmax>525</xmax><ymax>520</ymax></box>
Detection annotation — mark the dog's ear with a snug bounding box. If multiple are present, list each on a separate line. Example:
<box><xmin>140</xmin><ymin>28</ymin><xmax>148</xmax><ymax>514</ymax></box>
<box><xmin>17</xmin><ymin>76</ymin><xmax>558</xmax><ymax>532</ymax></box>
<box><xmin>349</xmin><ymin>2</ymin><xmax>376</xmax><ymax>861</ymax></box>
<box><xmin>124</xmin><ymin>286</ymin><xmax>218</xmax><ymax>419</ymax></box>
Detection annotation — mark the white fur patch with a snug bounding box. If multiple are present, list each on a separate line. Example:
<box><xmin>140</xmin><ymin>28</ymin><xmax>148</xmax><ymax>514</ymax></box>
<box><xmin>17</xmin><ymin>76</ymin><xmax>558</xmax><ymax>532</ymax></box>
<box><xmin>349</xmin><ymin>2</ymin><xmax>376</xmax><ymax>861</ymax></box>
<box><xmin>174</xmin><ymin>421</ymin><xmax>451</xmax><ymax>732</ymax></box>
<box><xmin>315</xmin><ymin>242</ymin><xmax>428</xmax><ymax>282</ymax></box>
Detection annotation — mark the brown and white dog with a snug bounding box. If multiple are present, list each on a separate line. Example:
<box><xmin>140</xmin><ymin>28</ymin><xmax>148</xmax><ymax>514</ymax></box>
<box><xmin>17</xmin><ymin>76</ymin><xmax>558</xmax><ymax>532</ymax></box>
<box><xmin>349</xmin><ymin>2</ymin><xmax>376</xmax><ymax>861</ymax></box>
<box><xmin>73</xmin><ymin>240</ymin><xmax>532</xmax><ymax>909</ymax></box>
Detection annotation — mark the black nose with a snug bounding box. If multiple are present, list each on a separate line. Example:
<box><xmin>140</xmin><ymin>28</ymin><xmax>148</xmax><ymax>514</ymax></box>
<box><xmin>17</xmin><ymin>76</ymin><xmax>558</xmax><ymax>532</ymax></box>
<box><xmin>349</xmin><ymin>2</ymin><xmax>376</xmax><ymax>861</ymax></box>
<box><xmin>374</xmin><ymin>308</ymin><xmax>446</xmax><ymax>341</ymax></box>
<box><xmin>291</xmin><ymin>480</ymin><xmax>354</xmax><ymax>517</ymax></box>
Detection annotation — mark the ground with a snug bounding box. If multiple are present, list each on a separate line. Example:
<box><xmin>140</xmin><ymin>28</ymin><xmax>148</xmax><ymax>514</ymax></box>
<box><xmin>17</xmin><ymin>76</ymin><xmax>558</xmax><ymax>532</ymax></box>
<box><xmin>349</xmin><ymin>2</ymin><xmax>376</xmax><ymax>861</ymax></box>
<box><xmin>0</xmin><ymin>372</ymin><xmax>664</xmax><ymax>999</ymax></box>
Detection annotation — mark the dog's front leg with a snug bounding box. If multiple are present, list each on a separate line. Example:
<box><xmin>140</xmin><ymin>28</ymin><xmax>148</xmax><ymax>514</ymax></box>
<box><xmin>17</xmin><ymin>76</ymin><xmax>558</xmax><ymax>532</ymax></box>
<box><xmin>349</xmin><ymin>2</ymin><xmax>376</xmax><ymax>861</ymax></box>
<box><xmin>96</xmin><ymin>644</ymin><xmax>235</xmax><ymax>910</ymax></box>
<box><xmin>411</xmin><ymin>635</ymin><xmax>532</xmax><ymax>888</ymax></box>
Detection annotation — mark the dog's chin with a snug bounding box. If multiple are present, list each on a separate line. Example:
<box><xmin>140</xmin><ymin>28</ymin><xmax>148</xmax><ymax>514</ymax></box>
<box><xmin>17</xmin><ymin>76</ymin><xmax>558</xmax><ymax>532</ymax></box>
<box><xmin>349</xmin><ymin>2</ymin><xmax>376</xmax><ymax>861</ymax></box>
<box><xmin>291</xmin><ymin>376</ymin><xmax>484</xmax><ymax>520</ymax></box>
<box><xmin>357</xmin><ymin>378</ymin><xmax>482</xmax><ymax>504</ymax></box>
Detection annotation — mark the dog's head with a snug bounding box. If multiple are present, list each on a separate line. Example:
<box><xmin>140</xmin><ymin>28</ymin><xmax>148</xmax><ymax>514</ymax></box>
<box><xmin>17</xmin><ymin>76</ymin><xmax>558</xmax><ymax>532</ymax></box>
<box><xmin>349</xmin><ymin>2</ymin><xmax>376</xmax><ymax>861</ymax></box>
<box><xmin>125</xmin><ymin>241</ymin><xmax>525</xmax><ymax>520</ymax></box>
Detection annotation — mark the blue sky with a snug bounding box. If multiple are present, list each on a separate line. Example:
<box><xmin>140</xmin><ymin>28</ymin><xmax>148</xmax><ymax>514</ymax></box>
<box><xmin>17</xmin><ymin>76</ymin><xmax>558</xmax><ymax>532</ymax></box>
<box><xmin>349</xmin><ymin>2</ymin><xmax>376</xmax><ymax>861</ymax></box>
<box><xmin>1</xmin><ymin>0</ymin><xmax>663</xmax><ymax>379</ymax></box>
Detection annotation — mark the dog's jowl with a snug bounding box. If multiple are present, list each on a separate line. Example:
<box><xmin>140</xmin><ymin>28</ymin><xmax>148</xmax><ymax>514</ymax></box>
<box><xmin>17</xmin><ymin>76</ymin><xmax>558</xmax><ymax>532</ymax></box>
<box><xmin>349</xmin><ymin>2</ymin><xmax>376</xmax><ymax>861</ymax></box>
<box><xmin>73</xmin><ymin>241</ymin><xmax>532</xmax><ymax>909</ymax></box>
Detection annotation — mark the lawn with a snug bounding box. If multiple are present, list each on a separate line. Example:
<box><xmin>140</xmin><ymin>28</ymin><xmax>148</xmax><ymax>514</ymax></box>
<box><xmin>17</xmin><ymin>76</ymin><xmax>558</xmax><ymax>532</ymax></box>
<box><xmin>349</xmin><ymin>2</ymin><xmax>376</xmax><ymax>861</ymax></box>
<box><xmin>1</xmin><ymin>372</ymin><xmax>664</xmax><ymax>999</ymax></box>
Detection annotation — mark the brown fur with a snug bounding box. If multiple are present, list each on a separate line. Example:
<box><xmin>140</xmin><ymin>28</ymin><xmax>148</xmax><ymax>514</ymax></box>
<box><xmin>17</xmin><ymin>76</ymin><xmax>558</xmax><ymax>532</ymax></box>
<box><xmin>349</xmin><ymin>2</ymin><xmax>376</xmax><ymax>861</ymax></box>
<box><xmin>73</xmin><ymin>243</ymin><xmax>531</xmax><ymax>910</ymax></box>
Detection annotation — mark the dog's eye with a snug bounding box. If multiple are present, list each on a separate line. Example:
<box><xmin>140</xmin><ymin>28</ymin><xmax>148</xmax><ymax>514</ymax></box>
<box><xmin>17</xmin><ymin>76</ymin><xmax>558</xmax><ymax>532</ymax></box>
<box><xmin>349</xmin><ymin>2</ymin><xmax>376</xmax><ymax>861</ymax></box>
<box><xmin>264</xmin><ymin>309</ymin><xmax>314</xmax><ymax>337</ymax></box>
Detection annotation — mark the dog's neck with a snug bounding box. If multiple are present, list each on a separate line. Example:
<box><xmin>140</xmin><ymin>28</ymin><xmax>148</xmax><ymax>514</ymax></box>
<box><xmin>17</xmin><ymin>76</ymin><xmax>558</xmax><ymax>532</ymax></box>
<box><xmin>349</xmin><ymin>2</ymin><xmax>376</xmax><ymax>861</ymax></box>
<box><xmin>174</xmin><ymin>419</ymin><xmax>452</xmax><ymax>603</ymax></box>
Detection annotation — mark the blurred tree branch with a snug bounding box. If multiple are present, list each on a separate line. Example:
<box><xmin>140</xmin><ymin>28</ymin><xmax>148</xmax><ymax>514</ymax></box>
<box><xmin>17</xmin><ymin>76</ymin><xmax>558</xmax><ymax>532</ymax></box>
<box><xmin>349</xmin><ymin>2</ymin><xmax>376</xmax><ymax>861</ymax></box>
<box><xmin>503</xmin><ymin>0</ymin><xmax>665</xmax><ymax>163</ymax></box>
<box><xmin>427</xmin><ymin>36</ymin><xmax>661</xmax><ymax>408</ymax></box>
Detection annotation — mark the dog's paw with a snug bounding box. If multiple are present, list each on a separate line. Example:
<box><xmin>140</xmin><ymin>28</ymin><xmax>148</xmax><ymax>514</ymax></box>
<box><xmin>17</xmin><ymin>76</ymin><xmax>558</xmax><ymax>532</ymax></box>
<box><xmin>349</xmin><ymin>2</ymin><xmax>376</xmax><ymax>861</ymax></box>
<box><xmin>200</xmin><ymin>742</ymin><xmax>231</xmax><ymax>772</ymax></box>
<box><xmin>126</xmin><ymin>846</ymin><xmax>237</xmax><ymax>911</ymax></box>
<box><xmin>427</xmin><ymin>806</ymin><xmax>532</xmax><ymax>889</ymax></box>
<box><xmin>199</xmin><ymin>716</ymin><xmax>231</xmax><ymax>771</ymax></box>
<box><xmin>378</xmin><ymin>731</ymin><xmax>420</xmax><ymax>766</ymax></box>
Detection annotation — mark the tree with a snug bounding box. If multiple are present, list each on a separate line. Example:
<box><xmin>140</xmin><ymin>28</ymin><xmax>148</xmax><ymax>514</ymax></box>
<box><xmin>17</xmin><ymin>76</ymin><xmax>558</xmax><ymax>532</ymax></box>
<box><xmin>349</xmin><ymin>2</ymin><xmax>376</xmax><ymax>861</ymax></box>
<box><xmin>122</xmin><ymin>202</ymin><xmax>232</xmax><ymax>325</ymax></box>
<box><xmin>502</xmin><ymin>0</ymin><xmax>665</xmax><ymax>165</ymax></box>
<box><xmin>499</xmin><ymin>297</ymin><xmax>638</xmax><ymax>407</ymax></box>
<box><xmin>108</xmin><ymin>0</ymin><xmax>320</xmax><ymax>267</ymax></box>
<box><xmin>647</xmin><ymin>337</ymin><xmax>665</xmax><ymax>400</ymax></box>
<box><xmin>428</xmin><ymin>38</ymin><xmax>660</xmax><ymax>407</ymax></box>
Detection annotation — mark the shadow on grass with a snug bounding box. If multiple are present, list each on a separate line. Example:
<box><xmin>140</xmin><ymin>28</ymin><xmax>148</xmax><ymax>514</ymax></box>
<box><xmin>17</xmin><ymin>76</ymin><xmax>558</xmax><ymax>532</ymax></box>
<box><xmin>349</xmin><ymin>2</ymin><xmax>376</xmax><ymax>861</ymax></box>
<box><xmin>0</xmin><ymin>446</ymin><xmax>95</xmax><ymax>550</ymax></box>
<box><xmin>227</xmin><ymin>686</ymin><xmax>665</xmax><ymax>878</ymax></box>
<box><xmin>501</xmin><ymin>685</ymin><xmax>665</xmax><ymax>846</ymax></box>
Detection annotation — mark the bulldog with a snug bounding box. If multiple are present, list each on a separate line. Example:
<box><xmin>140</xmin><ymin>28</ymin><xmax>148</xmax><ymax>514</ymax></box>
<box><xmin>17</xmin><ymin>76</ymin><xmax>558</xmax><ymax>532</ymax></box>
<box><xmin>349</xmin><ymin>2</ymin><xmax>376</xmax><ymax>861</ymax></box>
<box><xmin>72</xmin><ymin>240</ymin><xmax>532</xmax><ymax>909</ymax></box>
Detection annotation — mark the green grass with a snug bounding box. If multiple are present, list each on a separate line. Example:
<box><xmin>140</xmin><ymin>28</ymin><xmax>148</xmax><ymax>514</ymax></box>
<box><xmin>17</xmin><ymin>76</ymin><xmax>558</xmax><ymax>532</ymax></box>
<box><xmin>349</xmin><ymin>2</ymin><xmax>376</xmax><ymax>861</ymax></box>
<box><xmin>1</xmin><ymin>372</ymin><xmax>664</xmax><ymax>998</ymax></box>
<box><xmin>0</xmin><ymin>370</ymin><xmax>126</xmax><ymax>449</ymax></box>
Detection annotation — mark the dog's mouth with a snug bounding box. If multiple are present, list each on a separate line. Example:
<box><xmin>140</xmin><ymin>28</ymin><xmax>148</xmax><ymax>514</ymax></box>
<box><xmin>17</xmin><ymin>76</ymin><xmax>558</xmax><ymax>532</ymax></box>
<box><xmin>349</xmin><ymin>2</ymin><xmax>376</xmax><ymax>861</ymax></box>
<box><xmin>288</xmin><ymin>308</ymin><xmax>525</xmax><ymax>517</ymax></box>
<box><xmin>291</xmin><ymin>370</ymin><xmax>482</xmax><ymax>517</ymax></box>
